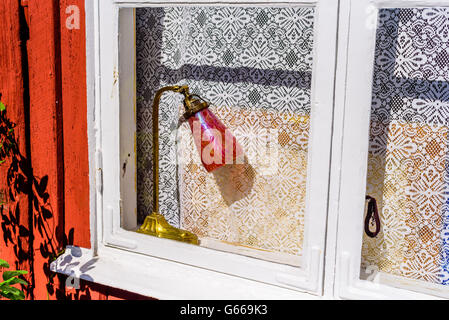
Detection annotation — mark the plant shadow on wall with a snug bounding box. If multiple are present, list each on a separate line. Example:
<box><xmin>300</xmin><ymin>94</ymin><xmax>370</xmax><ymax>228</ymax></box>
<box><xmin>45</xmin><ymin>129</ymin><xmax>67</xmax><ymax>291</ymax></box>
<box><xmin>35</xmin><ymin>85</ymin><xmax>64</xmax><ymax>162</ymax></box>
<box><xmin>0</xmin><ymin>97</ymin><xmax>92</xmax><ymax>300</ymax></box>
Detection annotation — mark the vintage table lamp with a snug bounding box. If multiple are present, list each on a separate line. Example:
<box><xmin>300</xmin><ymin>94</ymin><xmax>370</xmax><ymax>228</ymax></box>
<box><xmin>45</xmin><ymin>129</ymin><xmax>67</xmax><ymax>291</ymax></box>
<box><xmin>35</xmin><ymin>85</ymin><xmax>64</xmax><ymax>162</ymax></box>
<box><xmin>137</xmin><ymin>85</ymin><xmax>243</xmax><ymax>244</ymax></box>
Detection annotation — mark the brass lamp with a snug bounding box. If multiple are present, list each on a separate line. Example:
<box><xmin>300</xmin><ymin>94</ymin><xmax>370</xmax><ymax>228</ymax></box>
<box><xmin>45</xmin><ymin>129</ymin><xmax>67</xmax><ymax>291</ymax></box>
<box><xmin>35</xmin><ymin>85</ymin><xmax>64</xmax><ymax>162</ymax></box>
<box><xmin>137</xmin><ymin>85</ymin><xmax>243</xmax><ymax>244</ymax></box>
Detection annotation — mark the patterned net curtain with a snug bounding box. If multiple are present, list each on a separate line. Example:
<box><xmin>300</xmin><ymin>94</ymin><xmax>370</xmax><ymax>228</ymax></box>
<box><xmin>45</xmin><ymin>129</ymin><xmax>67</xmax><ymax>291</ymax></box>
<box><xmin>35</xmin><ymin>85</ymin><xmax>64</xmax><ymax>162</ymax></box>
<box><xmin>136</xmin><ymin>7</ymin><xmax>315</xmax><ymax>261</ymax></box>
<box><xmin>363</xmin><ymin>8</ymin><xmax>449</xmax><ymax>285</ymax></box>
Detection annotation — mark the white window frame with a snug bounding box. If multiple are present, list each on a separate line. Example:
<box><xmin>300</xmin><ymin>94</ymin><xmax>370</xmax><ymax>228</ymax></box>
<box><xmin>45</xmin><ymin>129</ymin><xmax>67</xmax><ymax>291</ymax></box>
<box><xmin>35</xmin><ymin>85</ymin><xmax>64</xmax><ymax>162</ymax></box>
<box><xmin>333</xmin><ymin>0</ymin><xmax>449</xmax><ymax>300</ymax></box>
<box><xmin>79</xmin><ymin>0</ymin><xmax>340</xmax><ymax>298</ymax></box>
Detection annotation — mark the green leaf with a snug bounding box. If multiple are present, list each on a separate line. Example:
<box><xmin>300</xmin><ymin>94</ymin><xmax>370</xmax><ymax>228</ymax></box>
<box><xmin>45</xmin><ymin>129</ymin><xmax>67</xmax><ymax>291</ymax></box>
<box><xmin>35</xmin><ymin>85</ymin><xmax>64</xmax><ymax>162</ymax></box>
<box><xmin>0</xmin><ymin>290</ymin><xmax>13</xmax><ymax>299</ymax></box>
<box><xmin>0</xmin><ymin>102</ymin><xmax>5</xmax><ymax>112</ymax></box>
<box><xmin>0</xmin><ymin>279</ymin><xmax>17</xmax><ymax>288</ymax></box>
<box><xmin>1</xmin><ymin>277</ymin><xmax>27</xmax><ymax>286</ymax></box>
<box><xmin>0</xmin><ymin>286</ymin><xmax>25</xmax><ymax>300</ymax></box>
<box><xmin>3</xmin><ymin>270</ymin><xmax>27</xmax><ymax>281</ymax></box>
<box><xmin>0</xmin><ymin>259</ymin><xmax>9</xmax><ymax>268</ymax></box>
<box><xmin>0</xmin><ymin>279</ymin><xmax>14</xmax><ymax>288</ymax></box>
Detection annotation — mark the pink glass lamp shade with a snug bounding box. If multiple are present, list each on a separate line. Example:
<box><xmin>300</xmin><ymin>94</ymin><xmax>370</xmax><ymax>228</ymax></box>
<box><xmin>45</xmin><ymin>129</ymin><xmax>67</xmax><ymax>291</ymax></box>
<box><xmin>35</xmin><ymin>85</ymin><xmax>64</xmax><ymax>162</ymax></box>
<box><xmin>188</xmin><ymin>108</ymin><xmax>243</xmax><ymax>172</ymax></box>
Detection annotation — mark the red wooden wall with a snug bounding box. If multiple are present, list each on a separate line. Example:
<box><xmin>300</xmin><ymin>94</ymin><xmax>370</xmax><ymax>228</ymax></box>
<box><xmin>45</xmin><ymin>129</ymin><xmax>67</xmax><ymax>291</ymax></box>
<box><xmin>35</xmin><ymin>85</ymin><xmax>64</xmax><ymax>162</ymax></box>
<box><xmin>0</xmin><ymin>0</ymin><xmax>148</xmax><ymax>300</ymax></box>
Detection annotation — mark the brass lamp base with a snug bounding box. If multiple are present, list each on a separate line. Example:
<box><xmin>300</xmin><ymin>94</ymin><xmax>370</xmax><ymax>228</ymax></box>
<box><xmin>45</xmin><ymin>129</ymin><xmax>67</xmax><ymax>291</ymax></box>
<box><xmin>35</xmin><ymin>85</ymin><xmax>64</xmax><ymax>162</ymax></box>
<box><xmin>137</xmin><ymin>212</ymin><xmax>199</xmax><ymax>245</ymax></box>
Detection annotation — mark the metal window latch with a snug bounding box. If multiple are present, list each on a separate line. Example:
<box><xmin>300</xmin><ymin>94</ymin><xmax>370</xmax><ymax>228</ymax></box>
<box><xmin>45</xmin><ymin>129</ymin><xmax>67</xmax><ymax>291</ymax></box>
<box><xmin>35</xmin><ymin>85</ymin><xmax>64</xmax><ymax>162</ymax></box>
<box><xmin>364</xmin><ymin>195</ymin><xmax>380</xmax><ymax>238</ymax></box>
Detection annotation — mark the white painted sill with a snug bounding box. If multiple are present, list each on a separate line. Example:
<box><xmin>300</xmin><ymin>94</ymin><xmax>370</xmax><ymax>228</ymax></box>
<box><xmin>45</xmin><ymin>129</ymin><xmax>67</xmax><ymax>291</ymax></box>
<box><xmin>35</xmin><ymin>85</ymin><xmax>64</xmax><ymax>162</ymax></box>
<box><xmin>50</xmin><ymin>246</ymin><xmax>322</xmax><ymax>300</ymax></box>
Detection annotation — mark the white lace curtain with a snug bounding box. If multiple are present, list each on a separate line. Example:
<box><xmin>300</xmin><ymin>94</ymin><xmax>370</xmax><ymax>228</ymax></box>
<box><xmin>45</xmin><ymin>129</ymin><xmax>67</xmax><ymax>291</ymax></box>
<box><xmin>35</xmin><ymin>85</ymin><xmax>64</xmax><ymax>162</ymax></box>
<box><xmin>135</xmin><ymin>6</ymin><xmax>315</xmax><ymax>260</ymax></box>
<box><xmin>363</xmin><ymin>8</ymin><xmax>449</xmax><ymax>285</ymax></box>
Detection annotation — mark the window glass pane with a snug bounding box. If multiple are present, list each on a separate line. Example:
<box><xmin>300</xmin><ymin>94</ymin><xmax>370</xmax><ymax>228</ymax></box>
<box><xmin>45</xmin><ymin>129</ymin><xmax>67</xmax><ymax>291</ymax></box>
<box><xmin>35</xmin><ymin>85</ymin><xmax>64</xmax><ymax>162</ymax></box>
<box><xmin>362</xmin><ymin>8</ymin><xmax>449</xmax><ymax>286</ymax></box>
<box><xmin>135</xmin><ymin>6</ymin><xmax>315</xmax><ymax>264</ymax></box>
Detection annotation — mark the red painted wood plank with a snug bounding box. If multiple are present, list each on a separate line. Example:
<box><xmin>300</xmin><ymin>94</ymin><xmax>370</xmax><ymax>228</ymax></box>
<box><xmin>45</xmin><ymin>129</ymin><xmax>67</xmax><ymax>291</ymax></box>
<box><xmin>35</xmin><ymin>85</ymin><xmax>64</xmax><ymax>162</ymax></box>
<box><xmin>26</xmin><ymin>0</ymin><xmax>65</xmax><ymax>300</ymax></box>
<box><xmin>59</xmin><ymin>0</ymin><xmax>90</xmax><ymax>249</ymax></box>
<box><xmin>0</xmin><ymin>0</ymin><xmax>32</xmax><ymax>297</ymax></box>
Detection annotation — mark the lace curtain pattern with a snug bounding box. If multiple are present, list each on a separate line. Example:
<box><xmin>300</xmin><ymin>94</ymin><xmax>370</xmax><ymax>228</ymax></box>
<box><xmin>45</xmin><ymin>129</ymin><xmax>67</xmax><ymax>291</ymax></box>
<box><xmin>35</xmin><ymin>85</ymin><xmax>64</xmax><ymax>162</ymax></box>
<box><xmin>136</xmin><ymin>7</ymin><xmax>315</xmax><ymax>258</ymax></box>
<box><xmin>363</xmin><ymin>8</ymin><xmax>449</xmax><ymax>285</ymax></box>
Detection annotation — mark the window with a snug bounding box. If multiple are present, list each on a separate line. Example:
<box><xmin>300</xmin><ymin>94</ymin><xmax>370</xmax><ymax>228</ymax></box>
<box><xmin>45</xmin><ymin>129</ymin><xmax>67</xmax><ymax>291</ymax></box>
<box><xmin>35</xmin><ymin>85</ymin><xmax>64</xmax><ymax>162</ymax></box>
<box><xmin>93</xmin><ymin>0</ymin><xmax>338</xmax><ymax>297</ymax></box>
<box><xmin>335</xmin><ymin>0</ymin><xmax>449</xmax><ymax>299</ymax></box>
<box><xmin>133</xmin><ymin>6</ymin><xmax>315</xmax><ymax>266</ymax></box>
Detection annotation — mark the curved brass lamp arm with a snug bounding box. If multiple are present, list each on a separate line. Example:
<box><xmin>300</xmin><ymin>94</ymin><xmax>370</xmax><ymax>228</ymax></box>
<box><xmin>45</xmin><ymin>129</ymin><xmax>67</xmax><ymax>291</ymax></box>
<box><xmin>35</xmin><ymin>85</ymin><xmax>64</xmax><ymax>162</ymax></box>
<box><xmin>151</xmin><ymin>85</ymin><xmax>186</xmax><ymax>213</ymax></box>
<box><xmin>137</xmin><ymin>86</ymin><xmax>200</xmax><ymax>244</ymax></box>
<box><xmin>151</xmin><ymin>85</ymin><xmax>209</xmax><ymax>213</ymax></box>
<box><xmin>137</xmin><ymin>85</ymin><xmax>209</xmax><ymax>245</ymax></box>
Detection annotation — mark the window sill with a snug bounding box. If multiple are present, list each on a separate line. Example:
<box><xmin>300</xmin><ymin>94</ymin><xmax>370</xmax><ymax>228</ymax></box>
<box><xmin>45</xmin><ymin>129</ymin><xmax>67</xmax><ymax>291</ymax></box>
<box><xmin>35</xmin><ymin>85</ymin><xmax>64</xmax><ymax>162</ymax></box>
<box><xmin>50</xmin><ymin>246</ymin><xmax>321</xmax><ymax>300</ymax></box>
